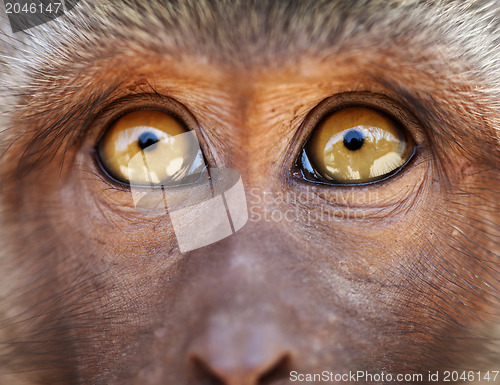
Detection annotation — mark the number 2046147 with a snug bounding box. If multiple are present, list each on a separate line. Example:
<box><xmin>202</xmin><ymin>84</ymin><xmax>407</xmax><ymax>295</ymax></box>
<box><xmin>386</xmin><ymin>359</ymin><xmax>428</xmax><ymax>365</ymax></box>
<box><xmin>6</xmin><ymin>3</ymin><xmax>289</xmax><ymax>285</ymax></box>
<box><xmin>443</xmin><ymin>371</ymin><xmax>499</xmax><ymax>382</ymax></box>
<box><xmin>5</xmin><ymin>2</ymin><xmax>62</xmax><ymax>14</ymax></box>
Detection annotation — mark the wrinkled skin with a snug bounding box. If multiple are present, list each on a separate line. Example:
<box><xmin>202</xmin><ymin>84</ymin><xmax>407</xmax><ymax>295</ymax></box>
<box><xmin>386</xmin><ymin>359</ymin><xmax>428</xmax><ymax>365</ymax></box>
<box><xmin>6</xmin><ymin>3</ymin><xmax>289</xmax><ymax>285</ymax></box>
<box><xmin>0</xmin><ymin>1</ymin><xmax>499</xmax><ymax>384</ymax></box>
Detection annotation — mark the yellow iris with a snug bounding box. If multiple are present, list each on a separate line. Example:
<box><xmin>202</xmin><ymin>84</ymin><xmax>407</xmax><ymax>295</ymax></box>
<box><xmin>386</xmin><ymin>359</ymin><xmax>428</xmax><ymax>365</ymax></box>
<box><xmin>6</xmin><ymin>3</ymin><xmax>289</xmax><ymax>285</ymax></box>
<box><xmin>304</xmin><ymin>107</ymin><xmax>414</xmax><ymax>184</ymax></box>
<box><xmin>97</xmin><ymin>110</ymin><xmax>205</xmax><ymax>186</ymax></box>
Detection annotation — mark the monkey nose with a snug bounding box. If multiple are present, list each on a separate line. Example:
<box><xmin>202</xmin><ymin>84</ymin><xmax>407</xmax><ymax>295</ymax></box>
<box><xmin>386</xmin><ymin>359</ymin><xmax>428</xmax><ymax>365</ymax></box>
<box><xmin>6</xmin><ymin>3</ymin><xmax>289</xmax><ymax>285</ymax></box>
<box><xmin>188</xmin><ymin>314</ymin><xmax>292</xmax><ymax>385</ymax></box>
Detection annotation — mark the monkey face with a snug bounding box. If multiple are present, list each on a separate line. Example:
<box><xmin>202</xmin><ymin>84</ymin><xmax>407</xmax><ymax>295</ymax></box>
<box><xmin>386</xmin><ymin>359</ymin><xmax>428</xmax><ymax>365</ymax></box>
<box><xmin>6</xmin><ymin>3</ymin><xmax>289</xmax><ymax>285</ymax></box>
<box><xmin>0</xmin><ymin>1</ymin><xmax>499</xmax><ymax>385</ymax></box>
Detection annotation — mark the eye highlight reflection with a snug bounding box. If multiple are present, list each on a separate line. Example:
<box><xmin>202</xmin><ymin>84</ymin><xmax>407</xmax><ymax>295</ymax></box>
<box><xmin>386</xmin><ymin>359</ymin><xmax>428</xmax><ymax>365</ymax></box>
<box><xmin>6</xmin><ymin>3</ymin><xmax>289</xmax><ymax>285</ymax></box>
<box><xmin>97</xmin><ymin>109</ymin><xmax>205</xmax><ymax>187</ymax></box>
<box><xmin>298</xmin><ymin>107</ymin><xmax>415</xmax><ymax>185</ymax></box>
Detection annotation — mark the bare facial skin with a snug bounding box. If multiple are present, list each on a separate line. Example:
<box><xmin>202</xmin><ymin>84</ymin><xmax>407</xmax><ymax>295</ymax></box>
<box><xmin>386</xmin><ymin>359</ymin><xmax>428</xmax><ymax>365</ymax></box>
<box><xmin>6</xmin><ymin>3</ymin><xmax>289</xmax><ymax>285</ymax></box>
<box><xmin>0</xmin><ymin>1</ymin><xmax>499</xmax><ymax>384</ymax></box>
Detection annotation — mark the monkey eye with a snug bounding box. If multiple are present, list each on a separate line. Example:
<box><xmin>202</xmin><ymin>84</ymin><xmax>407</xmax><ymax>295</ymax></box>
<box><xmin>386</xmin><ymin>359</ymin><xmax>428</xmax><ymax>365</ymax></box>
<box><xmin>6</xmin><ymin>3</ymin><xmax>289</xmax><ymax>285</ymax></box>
<box><xmin>97</xmin><ymin>109</ymin><xmax>206</xmax><ymax>187</ymax></box>
<box><xmin>296</xmin><ymin>107</ymin><xmax>415</xmax><ymax>185</ymax></box>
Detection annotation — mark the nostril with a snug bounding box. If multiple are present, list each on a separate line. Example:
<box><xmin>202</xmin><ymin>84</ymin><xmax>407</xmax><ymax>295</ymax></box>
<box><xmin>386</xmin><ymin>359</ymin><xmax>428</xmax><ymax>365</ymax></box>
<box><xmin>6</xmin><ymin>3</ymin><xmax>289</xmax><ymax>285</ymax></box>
<box><xmin>190</xmin><ymin>355</ymin><xmax>226</xmax><ymax>385</ymax></box>
<box><xmin>190</xmin><ymin>351</ymin><xmax>292</xmax><ymax>385</ymax></box>
<box><xmin>257</xmin><ymin>354</ymin><xmax>292</xmax><ymax>385</ymax></box>
<box><xmin>187</xmin><ymin>316</ymin><xmax>293</xmax><ymax>385</ymax></box>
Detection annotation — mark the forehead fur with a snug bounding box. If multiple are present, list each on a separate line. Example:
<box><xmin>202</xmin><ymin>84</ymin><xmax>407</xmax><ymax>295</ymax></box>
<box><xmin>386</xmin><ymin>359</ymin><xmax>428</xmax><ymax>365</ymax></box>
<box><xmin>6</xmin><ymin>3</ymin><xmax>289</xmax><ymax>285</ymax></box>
<box><xmin>0</xmin><ymin>0</ymin><xmax>499</xmax><ymax>72</ymax></box>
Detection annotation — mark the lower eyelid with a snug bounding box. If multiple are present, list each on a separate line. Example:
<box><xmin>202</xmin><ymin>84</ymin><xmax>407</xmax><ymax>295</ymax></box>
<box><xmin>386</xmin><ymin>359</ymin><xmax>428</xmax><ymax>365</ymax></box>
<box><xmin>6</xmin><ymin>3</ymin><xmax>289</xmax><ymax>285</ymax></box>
<box><xmin>290</xmin><ymin>144</ymin><xmax>422</xmax><ymax>191</ymax></box>
<box><xmin>284</xmin><ymin>159</ymin><xmax>429</xmax><ymax>224</ymax></box>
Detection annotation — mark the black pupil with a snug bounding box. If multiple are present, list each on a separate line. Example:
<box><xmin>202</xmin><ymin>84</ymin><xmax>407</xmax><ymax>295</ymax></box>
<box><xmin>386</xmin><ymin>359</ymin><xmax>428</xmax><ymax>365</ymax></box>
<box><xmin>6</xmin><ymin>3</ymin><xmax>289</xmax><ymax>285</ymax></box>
<box><xmin>138</xmin><ymin>131</ymin><xmax>159</xmax><ymax>150</ymax></box>
<box><xmin>343</xmin><ymin>129</ymin><xmax>364</xmax><ymax>151</ymax></box>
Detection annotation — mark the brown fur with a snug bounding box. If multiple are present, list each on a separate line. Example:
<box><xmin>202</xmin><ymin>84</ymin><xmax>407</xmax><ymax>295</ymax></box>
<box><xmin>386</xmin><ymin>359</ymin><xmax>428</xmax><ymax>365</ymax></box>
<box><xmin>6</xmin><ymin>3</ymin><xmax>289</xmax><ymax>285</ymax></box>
<box><xmin>0</xmin><ymin>1</ymin><xmax>499</xmax><ymax>384</ymax></box>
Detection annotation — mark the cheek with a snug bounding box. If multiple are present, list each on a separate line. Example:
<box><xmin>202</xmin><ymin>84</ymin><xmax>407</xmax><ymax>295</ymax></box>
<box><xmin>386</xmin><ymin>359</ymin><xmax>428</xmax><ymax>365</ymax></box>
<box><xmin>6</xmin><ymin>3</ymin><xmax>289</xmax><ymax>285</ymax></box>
<box><xmin>280</xmin><ymin>156</ymin><xmax>434</xmax><ymax>269</ymax></box>
<box><xmin>59</xmin><ymin>162</ymin><xmax>179</xmax><ymax>263</ymax></box>
<box><xmin>8</xmin><ymin>155</ymin><xmax>185</xmax><ymax>312</ymax></box>
<box><xmin>4</xmin><ymin>161</ymin><xmax>191</xmax><ymax>377</ymax></box>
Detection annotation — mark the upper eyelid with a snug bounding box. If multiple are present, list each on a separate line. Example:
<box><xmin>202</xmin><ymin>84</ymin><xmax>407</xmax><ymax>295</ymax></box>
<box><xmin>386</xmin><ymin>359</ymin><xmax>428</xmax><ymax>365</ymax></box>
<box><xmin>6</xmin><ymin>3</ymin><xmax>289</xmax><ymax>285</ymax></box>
<box><xmin>89</xmin><ymin>91</ymin><xmax>202</xmax><ymax>141</ymax></box>
<box><xmin>308</xmin><ymin>92</ymin><xmax>423</xmax><ymax>142</ymax></box>
<box><xmin>91</xmin><ymin>92</ymin><xmax>174</xmax><ymax>127</ymax></box>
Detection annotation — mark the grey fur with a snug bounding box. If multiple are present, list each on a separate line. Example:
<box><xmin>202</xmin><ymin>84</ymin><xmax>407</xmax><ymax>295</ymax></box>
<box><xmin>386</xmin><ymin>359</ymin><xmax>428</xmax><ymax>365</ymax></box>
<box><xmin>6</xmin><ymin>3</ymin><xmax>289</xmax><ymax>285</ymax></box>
<box><xmin>0</xmin><ymin>1</ymin><xmax>499</xmax><ymax>88</ymax></box>
<box><xmin>0</xmin><ymin>1</ymin><xmax>498</xmax><ymax>383</ymax></box>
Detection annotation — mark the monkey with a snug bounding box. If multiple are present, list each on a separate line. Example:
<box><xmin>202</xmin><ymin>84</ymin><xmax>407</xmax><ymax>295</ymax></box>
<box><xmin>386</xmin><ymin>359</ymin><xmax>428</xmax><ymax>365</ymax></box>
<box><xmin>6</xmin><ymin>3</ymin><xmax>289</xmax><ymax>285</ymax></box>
<box><xmin>0</xmin><ymin>0</ymin><xmax>499</xmax><ymax>384</ymax></box>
